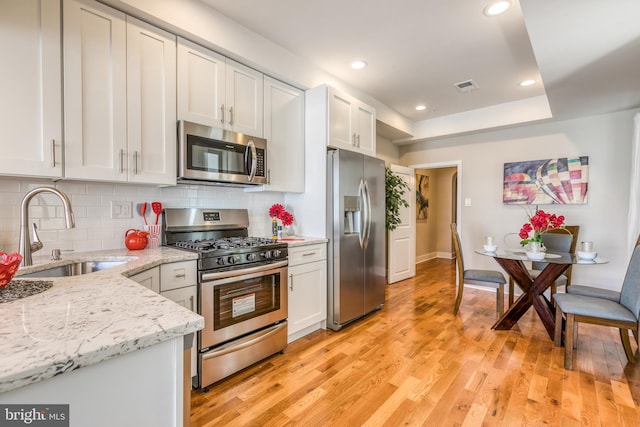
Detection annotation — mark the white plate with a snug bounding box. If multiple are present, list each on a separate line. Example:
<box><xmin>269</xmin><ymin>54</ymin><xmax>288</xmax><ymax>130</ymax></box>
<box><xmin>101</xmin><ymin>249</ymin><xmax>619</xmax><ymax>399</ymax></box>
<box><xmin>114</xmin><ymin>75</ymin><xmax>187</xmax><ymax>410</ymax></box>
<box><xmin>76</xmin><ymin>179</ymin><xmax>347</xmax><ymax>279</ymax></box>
<box><xmin>544</xmin><ymin>253</ymin><xmax>561</xmax><ymax>259</ymax></box>
<box><xmin>576</xmin><ymin>251</ymin><xmax>597</xmax><ymax>260</ymax></box>
<box><xmin>483</xmin><ymin>244</ymin><xmax>497</xmax><ymax>252</ymax></box>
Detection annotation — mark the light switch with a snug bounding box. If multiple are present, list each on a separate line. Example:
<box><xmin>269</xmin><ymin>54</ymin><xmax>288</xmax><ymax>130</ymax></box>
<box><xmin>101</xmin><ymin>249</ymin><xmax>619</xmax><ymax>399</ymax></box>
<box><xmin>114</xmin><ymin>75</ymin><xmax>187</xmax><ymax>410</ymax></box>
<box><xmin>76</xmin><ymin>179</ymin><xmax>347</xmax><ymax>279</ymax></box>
<box><xmin>464</xmin><ymin>197</ymin><xmax>472</xmax><ymax>207</ymax></box>
<box><xmin>111</xmin><ymin>201</ymin><xmax>132</xmax><ymax>219</ymax></box>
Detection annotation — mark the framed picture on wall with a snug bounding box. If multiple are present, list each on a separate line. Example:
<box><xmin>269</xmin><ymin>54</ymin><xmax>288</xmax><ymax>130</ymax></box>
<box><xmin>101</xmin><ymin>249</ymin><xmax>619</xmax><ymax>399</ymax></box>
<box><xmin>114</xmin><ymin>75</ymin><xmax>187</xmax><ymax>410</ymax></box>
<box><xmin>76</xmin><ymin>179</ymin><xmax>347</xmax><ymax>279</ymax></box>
<box><xmin>503</xmin><ymin>156</ymin><xmax>589</xmax><ymax>205</ymax></box>
<box><xmin>416</xmin><ymin>174</ymin><xmax>429</xmax><ymax>221</ymax></box>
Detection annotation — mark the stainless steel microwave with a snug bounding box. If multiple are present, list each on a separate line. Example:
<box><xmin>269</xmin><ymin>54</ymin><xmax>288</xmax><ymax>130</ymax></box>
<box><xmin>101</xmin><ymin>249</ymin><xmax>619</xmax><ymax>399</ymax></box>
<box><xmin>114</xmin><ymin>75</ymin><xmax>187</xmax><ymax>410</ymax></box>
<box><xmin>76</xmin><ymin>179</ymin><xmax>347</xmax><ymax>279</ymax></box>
<box><xmin>177</xmin><ymin>120</ymin><xmax>267</xmax><ymax>186</ymax></box>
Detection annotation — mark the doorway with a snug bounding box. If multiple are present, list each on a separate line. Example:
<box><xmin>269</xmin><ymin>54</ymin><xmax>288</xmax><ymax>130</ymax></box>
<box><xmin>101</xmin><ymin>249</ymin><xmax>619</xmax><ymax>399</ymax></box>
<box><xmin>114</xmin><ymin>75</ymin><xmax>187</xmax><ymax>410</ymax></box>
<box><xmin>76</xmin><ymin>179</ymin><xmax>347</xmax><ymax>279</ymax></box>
<box><xmin>409</xmin><ymin>161</ymin><xmax>462</xmax><ymax>264</ymax></box>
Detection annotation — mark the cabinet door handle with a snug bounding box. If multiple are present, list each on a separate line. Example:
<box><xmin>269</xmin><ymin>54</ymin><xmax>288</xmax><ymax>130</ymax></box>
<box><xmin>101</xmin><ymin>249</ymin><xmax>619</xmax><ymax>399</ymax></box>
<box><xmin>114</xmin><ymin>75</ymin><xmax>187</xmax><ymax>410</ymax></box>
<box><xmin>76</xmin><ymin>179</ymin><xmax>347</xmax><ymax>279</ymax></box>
<box><xmin>220</xmin><ymin>104</ymin><xmax>225</xmax><ymax>124</ymax></box>
<box><xmin>267</xmin><ymin>169</ymin><xmax>271</xmax><ymax>184</ymax></box>
<box><xmin>357</xmin><ymin>134</ymin><xmax>361</xmax><ymax>147</ymax></box>
<box><xmin>189</xmin><ymin>295</ymin><xmax>194</xmax><ymax>311</ymax></box>
<box><xmin>133</xmin><ymin>151</ymin><xmax>139</xmax><ymax>174</ymax></box>
<box><xmin>51</xmin><ymin>139</ymin><xmax>57</xmax><ymax>167</ymax></box>
<box><xmin>119</xmin><ymin>149</ymin><xmax>125</xmax><ymax>173</ymax></box>
<box><xmin>289</xmin><ymin>274</ymin><xmax>293</xmax><ymax>291</ymax></box>
<box><xmin>302</xmin><ymin>252</ymin><xmax>317</xmax><ymax>257</ymax></box>
<box><xmin>352</xmin><ymin>133</ymin><xmax>357</xmax><ymax>146</ymax></box>
<box><xmin>229</xmin><ymin>106</ymin><xmax>234</xmax><ymax>125</ymax></box>
<box><xmin>174</xmin><ymin>273</ymin><xmax>186</xmax><ymax>278</ymax></box>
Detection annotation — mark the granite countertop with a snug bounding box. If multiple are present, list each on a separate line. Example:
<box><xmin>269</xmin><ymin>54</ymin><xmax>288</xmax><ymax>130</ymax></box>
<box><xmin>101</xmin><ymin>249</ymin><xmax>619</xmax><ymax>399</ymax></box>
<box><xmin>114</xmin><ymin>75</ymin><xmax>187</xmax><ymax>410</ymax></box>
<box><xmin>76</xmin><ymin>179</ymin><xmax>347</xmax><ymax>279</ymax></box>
<box><xmin>0</xmin><ymin>247</ymin><xmax>203</xmax><ymax>393</ymax></box>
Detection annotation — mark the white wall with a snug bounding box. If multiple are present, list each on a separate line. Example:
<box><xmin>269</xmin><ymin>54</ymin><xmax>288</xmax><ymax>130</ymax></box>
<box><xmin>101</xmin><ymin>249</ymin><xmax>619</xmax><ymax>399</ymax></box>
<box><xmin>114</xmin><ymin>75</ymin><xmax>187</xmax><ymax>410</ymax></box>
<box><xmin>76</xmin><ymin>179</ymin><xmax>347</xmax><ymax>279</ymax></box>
<box><xmin>376</xmin><ymin>135</ymin><xmax>401</xmax><ymax>167</ymax></box>
<box><xmin>402</xmin><ymin>109</ymin><xmax>638</xmax><ymax>290</ymax></box>
<box><xmin>0</xmin><ymin>177</ymin><xmax>285</xmax><ymax>255</ymax></box>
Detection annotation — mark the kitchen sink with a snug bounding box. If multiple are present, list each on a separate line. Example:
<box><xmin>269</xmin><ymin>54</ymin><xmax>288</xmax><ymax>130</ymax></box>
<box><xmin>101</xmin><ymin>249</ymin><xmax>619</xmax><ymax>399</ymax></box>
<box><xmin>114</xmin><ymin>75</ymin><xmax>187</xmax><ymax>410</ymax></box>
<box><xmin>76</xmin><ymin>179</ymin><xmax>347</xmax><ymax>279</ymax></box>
<box><xmin>19</xmin><ymin>260</ymin><xmax>129</xmax><ymax>278</ymax></box>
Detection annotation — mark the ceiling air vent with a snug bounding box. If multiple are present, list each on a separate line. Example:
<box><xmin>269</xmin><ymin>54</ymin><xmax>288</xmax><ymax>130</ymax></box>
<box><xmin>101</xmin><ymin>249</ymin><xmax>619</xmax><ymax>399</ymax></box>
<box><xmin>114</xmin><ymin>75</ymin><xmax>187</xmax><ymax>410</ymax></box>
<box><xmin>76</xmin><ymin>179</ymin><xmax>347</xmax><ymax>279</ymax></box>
<box><xmin>453</xmin><ymin>79</ymin><xmax>479</xmax><ymax>93</ymax></box>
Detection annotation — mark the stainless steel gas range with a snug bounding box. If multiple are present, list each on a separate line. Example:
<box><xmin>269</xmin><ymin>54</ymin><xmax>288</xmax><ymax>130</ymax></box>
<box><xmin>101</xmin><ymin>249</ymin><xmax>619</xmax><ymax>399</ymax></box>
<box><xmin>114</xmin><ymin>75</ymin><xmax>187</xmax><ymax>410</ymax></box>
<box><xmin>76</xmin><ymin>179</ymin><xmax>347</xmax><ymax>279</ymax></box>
<box><xmin>162</xmin><ymin>208</ymin><xmax>288</xmax><ymax>390</ymax></box>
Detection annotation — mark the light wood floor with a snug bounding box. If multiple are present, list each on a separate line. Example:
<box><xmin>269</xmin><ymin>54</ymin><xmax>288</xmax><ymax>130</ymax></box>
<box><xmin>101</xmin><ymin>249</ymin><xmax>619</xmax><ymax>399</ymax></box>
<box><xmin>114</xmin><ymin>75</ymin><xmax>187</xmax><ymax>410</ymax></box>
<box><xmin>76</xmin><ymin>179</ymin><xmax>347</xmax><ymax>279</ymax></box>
<box><xmin>190</xmin><ymin>259</ymin><xmax>640</xmax><ymax>426</ymax></box>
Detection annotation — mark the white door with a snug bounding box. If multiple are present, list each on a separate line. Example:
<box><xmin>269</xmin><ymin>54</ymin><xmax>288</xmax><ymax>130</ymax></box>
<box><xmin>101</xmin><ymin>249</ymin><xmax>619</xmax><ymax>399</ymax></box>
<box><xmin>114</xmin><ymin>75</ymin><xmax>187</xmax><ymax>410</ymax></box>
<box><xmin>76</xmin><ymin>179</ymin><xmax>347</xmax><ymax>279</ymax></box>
<box><xmin>126</xmin><ymin>17</ymin><xmax>176</xmax><ymax>185</ymax></box>
<box><xmin>176</xmin><ymin>37</ymin><xmax>226</xmax><ymax>127</ymax></box>
<box><xmin>387</xmin><ymin>164</ymin><xmax>416</xmax><ymax>283</ymax></box>
<box><xmin>355</xmin><ymin>101</ymin><xmax>376</xmax><ymax>156</ymax></box>
<box><xmin>327</xmin><ymin>87</ymin><xmax>355</xmax><ymax>149</ymax></box>
<box><xmin>258</xmin><ymin>76</ymin><xmax>304</xmax><ymax>192</ymax></box>
<box><xmin>0</xmin><ymin>0</ymin><xmax>62</xmax><ymax>178</ymax></box>
<box><xmin>225</xmin><ymin>59</ymin><xmax>264</xmax><ymax>137</ymax></box>
<box><xmin>63</xmin><ymin>0</ymin><xmax>127</xmax><ymax>181</ymax></box>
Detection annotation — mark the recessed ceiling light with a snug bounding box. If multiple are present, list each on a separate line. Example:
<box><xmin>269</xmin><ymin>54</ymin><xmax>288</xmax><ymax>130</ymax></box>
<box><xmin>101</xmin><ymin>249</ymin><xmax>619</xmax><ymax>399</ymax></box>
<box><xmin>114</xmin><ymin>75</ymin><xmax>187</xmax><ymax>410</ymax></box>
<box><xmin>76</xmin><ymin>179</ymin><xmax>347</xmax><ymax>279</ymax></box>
<box><xmin>483</xmin><ymin>1</ymin><xmax>511</xmax><ymax>16</ymax></box>
<box><xmin>415</xmin><ymin>105</ymin><xmax>427</xmax><ymax>111</ymax></box>
<box><xmin>351</xmin><ymin>60</ymin><xmax>368</xmax><ymax>70</ymax></box>
<box><xmin>519</xmin><ymin>79</ymin><xmax>536</xmax><ymax>87</ymax></box>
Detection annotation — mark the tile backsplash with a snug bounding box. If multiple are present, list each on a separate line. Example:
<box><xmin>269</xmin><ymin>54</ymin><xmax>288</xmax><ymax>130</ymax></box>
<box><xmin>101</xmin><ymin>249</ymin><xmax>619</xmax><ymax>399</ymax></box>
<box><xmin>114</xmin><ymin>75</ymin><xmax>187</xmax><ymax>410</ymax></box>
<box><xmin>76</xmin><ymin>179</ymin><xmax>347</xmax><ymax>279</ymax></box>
<box><xmin>0</xmin><ymin>177</ymin><xmax>286</xmax><ymax>254</ymax></box>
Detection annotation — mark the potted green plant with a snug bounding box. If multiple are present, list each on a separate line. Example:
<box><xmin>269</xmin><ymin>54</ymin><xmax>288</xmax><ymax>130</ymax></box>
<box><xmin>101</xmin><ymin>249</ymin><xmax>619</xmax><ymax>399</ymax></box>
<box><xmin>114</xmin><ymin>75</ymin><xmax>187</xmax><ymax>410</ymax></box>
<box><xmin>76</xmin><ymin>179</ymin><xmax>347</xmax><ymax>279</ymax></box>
<box><xmin>385</xmin><ymin>168</ymin><xmax>410</xmax><ymax>231</ymax></box>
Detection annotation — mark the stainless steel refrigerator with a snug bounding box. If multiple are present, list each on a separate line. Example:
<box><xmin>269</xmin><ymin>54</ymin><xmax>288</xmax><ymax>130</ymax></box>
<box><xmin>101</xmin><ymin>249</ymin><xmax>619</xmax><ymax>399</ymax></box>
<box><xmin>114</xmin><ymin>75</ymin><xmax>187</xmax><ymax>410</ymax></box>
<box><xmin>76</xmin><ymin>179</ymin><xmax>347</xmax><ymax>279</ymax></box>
<box><xmin>327</xmin><ymin>148</ymin><xmax>386</xmax><ymax>331</ymax></box>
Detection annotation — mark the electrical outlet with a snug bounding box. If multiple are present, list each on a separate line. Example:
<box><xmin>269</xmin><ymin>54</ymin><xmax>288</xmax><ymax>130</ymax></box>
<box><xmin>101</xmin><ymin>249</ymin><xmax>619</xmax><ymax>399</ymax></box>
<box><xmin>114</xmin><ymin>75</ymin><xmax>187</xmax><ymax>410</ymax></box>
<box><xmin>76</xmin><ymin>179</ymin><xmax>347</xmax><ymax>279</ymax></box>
<box><xmin>111</xmin><ymin>201</ymin><xmax>132</xmax><ymax>219</ymax></box>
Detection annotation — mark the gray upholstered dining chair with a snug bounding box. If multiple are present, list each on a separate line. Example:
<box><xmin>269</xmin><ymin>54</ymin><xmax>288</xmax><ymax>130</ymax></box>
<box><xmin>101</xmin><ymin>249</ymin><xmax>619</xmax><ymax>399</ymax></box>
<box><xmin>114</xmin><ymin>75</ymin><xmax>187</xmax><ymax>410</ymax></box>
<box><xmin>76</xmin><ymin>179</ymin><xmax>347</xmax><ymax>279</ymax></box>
<box><xmin>508</xmin><ymin>226</ymin><xmax>580</xmax><ymax>305</ymax></box>
<box><xmin>564</xmin><ymin>234</ymin><xmax>640</xmax><ymax>344</ymax></box>
<box><xmin>553</xmin><ymin>245</ymin><xmax>640</xmax><ymax>370</ymax></box>
<box><xmin>451</xmin><ymin>223</ymin><xmax>507</xmax><ymax>315</ymax></box>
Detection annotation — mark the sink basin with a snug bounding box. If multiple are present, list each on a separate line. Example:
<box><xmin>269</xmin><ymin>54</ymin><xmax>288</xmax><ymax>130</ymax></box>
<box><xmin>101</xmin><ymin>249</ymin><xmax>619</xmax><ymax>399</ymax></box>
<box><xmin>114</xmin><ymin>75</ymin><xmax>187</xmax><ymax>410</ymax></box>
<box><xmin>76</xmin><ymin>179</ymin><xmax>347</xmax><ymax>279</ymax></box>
<box><xmin>19</xmin><ymin>260</ymin><xmax>129</xmax><ymax>278</ymax></box>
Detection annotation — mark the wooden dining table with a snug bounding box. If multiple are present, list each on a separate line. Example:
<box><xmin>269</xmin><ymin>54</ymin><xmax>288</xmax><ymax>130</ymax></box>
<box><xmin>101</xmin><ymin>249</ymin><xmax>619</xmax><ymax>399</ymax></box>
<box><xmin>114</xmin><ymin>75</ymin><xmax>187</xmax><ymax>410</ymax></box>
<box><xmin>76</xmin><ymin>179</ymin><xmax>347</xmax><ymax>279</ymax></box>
<box><xmin>475</xmin><ymin>248</ymin><xmax>607</xmax><ymax>340</ymax></box>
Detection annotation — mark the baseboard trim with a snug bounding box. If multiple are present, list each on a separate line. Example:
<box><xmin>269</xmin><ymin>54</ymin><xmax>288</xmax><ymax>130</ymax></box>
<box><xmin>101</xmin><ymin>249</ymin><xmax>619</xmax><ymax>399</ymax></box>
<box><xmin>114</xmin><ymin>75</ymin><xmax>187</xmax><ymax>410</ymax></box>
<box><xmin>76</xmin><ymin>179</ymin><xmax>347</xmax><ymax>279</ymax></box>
<box><xmin>416</xmin><ymin>252</ymin><xmax>455</xmax><ymax>264</ymax></box>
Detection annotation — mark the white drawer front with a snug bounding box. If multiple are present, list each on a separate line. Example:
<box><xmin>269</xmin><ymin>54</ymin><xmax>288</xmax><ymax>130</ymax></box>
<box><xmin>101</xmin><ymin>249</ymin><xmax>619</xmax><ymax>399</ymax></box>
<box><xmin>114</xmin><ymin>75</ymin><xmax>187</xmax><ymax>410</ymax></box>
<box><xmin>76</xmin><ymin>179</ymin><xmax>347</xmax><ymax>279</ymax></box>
<box><xmin>160</xmin><ymin>260</ymin><xmax>197</xmax><ymax>292</ymax></box>
<box><xmin>288</xmin><ymin>244</ymin><xmax>326</xmax><ymax>266</ymax></box>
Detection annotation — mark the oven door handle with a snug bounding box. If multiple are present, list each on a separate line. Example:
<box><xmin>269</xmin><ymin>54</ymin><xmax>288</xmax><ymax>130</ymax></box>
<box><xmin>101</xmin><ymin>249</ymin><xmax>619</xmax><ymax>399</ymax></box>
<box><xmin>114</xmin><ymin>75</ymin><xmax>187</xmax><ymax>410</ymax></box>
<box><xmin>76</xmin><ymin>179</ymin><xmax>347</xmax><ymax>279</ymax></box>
<box><xmin>200</xmin><ymin>260</ymin><xmax>288</xmax><ymax>281</ymax></box>
<box><xmin>202</xmin><ymin>321</ymin><xmax>287</xmax><ymax>360</ymax></box>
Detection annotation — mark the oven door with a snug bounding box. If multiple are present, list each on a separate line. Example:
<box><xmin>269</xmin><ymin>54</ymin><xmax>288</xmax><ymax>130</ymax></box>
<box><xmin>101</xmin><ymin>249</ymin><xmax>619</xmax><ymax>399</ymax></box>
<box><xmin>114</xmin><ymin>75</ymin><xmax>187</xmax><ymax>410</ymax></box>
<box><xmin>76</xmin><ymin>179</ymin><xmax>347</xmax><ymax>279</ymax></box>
<box><xmin>199</xmin><ymin>261</ymin><xmax>288</xmax><ymax>349</ymax></box>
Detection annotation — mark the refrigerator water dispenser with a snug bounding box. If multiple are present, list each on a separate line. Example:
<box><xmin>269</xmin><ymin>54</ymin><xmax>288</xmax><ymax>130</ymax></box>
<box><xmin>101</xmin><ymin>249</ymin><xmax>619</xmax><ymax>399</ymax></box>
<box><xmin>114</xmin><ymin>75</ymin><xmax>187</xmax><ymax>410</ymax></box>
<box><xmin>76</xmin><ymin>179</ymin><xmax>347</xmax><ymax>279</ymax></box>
<box><xmin>343</xmin><ymin>196</ymin><xmax>360</xmax><ymax>234</ymax></box>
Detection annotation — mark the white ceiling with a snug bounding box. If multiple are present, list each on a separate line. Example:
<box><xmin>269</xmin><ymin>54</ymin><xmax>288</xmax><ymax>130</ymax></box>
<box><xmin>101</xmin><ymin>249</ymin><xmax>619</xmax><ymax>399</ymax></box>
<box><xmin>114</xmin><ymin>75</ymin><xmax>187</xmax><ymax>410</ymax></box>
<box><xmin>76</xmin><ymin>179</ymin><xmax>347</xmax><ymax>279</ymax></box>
<box><xmin>200</xmin><ymin>0</ymin><xmax>640</xmax><ymax>139</ymax></box>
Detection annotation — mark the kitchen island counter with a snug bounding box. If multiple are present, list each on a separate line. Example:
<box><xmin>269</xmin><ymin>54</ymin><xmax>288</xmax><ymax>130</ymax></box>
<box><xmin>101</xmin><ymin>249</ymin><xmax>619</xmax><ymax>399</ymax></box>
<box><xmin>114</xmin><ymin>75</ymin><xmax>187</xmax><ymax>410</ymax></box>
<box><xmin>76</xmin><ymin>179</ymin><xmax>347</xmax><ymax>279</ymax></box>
<box><xmin>1</xmin><ymin>247</ymin><xmax>203</xmax><ymax>394</ymax></box>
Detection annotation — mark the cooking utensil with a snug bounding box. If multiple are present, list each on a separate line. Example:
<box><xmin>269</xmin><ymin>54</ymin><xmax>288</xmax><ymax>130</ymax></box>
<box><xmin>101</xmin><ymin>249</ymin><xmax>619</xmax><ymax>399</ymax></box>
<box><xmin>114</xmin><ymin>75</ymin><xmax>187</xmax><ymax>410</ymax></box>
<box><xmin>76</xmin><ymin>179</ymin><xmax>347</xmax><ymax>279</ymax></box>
<box><xmin>151</xmin><ymin>202</ymin><xmax>163</xmax><ymax>225</ymax></box>
<box><xmin>136</xmin><ymin>202</ymin><xmax>148</xmax><ymax>226</ymax></box>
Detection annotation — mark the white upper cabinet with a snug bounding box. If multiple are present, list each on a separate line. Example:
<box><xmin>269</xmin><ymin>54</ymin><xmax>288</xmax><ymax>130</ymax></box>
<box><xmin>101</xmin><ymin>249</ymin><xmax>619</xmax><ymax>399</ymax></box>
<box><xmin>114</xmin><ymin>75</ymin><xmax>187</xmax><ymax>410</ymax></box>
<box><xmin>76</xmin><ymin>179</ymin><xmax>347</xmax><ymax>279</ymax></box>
<box><xmin>63</xmin><ymin>0</ymin><xmax>128</xmax><ymax>181</ymax></box>
<box><xmin>0</xmin><ymin>0</ymin><xmax>63</xmax><ymax>178</ymax></box>
<box><xmin>248</xmin><ymin>77</ymin><xmax>304</xmax><ymax>193</ymax></box>
<box><xmin>177</xmin><ymin>38</ymin><xmax>264</xmax><ymax>137</ymax></box>
<box><xmin>126</xmin><ymin>16</ymin><xmax>177</xmax><ymax>185</ymax></box>
<box><xmin>64</xmin><ymin>0</ymin><xmax>176</xmax><ymax>184</ymax></box>
<box><xmin>327</xmin><ymin>86</ymin><xmax>376</xmax><ymax>156</ymax></box>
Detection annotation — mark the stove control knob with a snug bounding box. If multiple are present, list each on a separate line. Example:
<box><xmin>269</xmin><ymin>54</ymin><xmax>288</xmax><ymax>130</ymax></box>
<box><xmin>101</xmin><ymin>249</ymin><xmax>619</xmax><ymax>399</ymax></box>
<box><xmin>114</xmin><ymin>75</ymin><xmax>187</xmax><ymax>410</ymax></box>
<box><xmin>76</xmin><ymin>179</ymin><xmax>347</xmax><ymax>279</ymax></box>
<box><xmin>227</xmin><ymin>256</ymin><xmax>237</xmax><ymax>264</ymax></box>
<box><xmin>247</xmin><ymin>253</ymin><xmax>256</xmax><ymax>261</ymax></box>
<box><xmin>216</xmin><ymin>258</ymin><xmax>225</xmax><ymax>265</ymax></box>
<box><xmin>262</xmin><ymin>251</ymin><xmax>271</xmax><ymax>259</ymax></box>
<box><xmin>272</xmin><ymin>250</ymin><xmax>282</xmax><ymax>258</ymax></box>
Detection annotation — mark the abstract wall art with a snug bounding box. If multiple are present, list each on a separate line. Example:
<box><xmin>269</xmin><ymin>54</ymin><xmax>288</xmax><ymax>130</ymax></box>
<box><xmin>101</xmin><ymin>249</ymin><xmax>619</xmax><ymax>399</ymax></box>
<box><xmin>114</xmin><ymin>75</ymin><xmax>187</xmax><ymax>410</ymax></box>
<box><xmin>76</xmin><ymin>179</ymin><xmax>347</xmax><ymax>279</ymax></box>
<box><xmin>503</xmin><ymin>156</ymin><xmax>589</xmax><ymax>205</ymax></box>
<box><xmin>416</xmin><ymin>174</ymin><xmax>429</xmax><ymax>221</ymax></box>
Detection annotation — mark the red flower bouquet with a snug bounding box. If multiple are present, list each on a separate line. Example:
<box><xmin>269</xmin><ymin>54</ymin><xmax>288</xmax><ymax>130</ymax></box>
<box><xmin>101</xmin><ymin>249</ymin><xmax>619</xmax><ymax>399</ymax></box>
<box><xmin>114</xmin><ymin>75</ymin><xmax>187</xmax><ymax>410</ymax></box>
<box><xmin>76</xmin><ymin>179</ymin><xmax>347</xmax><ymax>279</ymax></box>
<box><xmin>518</xmin><ymin>207</ymin><xmax>565</xmax><ymax>246</ymax></box>
<box><xmin>269</xmin><ymin>204</ymin><xmax>294</xmax><ymax>226</ymax></box>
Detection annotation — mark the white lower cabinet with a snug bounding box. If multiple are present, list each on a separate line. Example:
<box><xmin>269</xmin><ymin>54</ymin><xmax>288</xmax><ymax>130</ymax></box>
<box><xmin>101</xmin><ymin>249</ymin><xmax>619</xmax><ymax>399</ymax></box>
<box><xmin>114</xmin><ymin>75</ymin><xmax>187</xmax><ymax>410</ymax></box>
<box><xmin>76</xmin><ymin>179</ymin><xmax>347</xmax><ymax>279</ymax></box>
<box><xmin>129</xmin><ymin>267</ymin><xmax>160</xmax><ymax>293</ymax></box>
<box><xmin>130</xmin><ymin>261</ymin><xmax>198</xmax><ymax>380</ymax></box>
<box><xmin>287</xmin><ymin>243</ymin><xmax>327</xmax><ymax>342</ymax></box>
<box><xmin>160</xmin><ymin>261</ymin><xmax>198</xmax><ymax>380</ymax></box>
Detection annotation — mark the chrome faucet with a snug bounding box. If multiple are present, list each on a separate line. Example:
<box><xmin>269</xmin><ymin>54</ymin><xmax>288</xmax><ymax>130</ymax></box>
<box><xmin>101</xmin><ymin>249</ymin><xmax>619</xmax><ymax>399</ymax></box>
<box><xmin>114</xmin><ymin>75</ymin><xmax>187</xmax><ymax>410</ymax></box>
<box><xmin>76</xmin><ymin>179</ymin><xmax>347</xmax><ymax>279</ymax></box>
<box><xmin>19</xmin><ymin>187</ymin><xmax>75</xmax><ymax>266</ymax></box>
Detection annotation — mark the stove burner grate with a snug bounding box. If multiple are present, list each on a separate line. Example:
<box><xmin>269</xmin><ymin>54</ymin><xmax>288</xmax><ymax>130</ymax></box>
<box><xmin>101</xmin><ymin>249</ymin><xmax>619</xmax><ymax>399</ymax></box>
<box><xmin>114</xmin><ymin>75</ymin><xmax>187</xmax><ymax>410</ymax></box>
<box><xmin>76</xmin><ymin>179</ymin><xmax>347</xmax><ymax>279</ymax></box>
<box><xmin>172</xmin><ymin>236</ymin><xmax>281</xmax><ymax>252</ymax></box>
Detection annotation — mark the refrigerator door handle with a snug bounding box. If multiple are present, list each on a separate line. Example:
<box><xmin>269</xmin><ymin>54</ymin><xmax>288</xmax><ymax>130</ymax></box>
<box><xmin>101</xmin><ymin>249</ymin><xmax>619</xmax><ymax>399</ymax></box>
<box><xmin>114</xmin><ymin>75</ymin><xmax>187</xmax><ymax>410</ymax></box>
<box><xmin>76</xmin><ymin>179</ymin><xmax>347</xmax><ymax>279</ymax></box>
<box><xmin>358</xmin><ymin>179</ymin><xmax>366</xmax><ymax>249</ymax></box>
<box><xmin>363</xmin><ymin>179</ymin><xmax>372</xmax><ymax>248</ymax></box>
